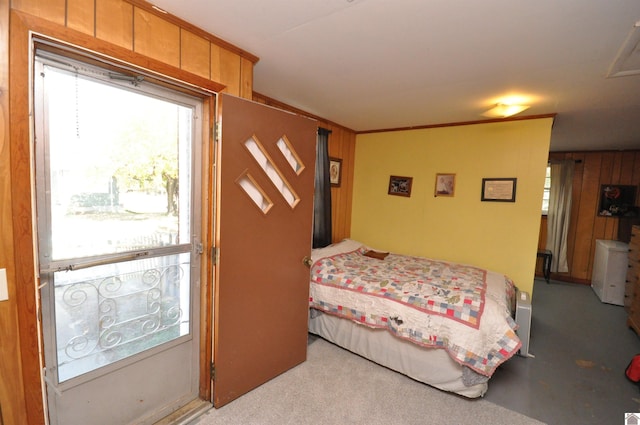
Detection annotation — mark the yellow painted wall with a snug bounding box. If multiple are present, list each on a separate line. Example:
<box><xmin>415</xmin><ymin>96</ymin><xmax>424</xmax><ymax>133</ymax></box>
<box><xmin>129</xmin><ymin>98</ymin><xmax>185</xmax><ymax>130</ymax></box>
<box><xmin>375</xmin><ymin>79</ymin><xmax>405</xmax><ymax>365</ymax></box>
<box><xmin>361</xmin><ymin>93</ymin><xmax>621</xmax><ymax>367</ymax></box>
<box><xmin>351</xmin><ymin>118</ymin><xmax>553</xmax><ymax>295</ymax></box>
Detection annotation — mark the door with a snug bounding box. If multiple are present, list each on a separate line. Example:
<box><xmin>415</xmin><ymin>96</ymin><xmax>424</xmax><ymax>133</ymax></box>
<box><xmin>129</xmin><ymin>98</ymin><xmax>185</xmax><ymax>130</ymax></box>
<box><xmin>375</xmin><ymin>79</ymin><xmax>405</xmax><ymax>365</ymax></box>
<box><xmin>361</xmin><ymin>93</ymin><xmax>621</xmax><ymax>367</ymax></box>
<box><xmin>35</xmin><ymin>51</ymin><xmax>204</xmax><ymax>425</ymax></box>
<box><xmin>213</xmin><ymin>94</ymin><xmax>318</xmax><ymax>406</ymax></box>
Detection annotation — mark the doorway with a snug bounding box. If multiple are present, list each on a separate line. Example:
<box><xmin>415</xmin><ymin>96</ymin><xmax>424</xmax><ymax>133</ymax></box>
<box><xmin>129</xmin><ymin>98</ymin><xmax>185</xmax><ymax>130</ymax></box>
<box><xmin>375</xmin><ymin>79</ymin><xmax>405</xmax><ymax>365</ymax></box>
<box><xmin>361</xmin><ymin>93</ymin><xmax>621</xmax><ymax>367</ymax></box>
<box><xmin>35</xmin><ymin>50</ymin><xmax>204</xmax><ymax>425</ymax></box>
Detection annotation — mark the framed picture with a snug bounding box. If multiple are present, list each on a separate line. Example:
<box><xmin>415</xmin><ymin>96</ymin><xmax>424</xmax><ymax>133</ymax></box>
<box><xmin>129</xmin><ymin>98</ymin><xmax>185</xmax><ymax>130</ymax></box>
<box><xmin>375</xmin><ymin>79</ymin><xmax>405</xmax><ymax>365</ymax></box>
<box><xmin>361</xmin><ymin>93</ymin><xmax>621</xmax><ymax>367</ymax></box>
<box><xmin>434</xmin><ymin>173</ymin><xmax>456</xmax><ymax>197</ymax></box>
<box><xmin>481</xmin><ymin>178</ymin><xmax>517</xmax><ymax>202</ymax></box>
<box><xmin>388</xmin><ymin>175</ymin><xmax>413</xmax><ymax>197</ymax></box>
<box><xmin>598</xmin><ymin>184</ymin><xmax>637</xmax><ymax>216</ymax></box>
<box><xmin>329</xmin><ymin>157</ymin><xmax>342</xmax><ymax>187</ymax></box>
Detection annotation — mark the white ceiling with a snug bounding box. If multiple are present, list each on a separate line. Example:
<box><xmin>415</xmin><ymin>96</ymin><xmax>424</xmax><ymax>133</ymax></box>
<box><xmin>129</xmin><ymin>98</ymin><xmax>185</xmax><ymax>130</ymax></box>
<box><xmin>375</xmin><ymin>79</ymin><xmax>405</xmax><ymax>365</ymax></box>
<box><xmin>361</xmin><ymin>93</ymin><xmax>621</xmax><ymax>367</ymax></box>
<box><xmin>150</xmin><ymin>0</ymin><xmax>640</xmax><ymax>152</ymax></box>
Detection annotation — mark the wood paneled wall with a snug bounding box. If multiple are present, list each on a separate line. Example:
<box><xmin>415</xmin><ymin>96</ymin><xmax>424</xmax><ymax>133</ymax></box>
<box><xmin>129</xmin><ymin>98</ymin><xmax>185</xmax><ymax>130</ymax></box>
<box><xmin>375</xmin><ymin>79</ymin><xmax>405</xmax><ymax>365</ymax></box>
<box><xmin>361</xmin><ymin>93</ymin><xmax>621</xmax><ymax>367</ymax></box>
<box><xmin>326</xmin><ymin>123</ymin><xmax>355</xmax><ymax>242</ymax></box>
<box><xmin>539</xmin><ymin>150</ymin><xmax>640</xmax><ymax>284</ymax></box>
<box><xmin>2</xmin><ymin>1</ymin><xmax>257</xmax><ymax>423</ymax></box>
<box><xmin>11</xmin><ymin>0</ymin><xmax>256</xmax><ymax>96</ymax></box>
<box><xmin>252</xmin><ymin>93</ymin><xmax>356</xmax><ymax>243</ymax></box>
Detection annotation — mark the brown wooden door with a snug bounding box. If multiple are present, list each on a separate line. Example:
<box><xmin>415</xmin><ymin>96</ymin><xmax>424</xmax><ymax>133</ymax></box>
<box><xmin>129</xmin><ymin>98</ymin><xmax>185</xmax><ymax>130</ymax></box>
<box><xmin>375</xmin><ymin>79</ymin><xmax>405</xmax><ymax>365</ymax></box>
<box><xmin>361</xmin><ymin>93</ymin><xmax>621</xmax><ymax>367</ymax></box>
<box><xmin>213</xmin><ymin>94</ymin><xmax>318</xmax><ymax>407</ymax></box>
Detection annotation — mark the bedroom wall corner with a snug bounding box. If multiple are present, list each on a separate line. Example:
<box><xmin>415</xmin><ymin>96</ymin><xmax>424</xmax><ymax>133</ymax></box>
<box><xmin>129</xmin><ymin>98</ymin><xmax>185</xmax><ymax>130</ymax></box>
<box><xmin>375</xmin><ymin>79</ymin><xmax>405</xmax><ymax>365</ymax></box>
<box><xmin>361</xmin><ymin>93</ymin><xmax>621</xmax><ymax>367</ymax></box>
<box><xmin>350</xmin><ymin>118</ymin><xmax>553</xmax><ymax>295</ymax></box>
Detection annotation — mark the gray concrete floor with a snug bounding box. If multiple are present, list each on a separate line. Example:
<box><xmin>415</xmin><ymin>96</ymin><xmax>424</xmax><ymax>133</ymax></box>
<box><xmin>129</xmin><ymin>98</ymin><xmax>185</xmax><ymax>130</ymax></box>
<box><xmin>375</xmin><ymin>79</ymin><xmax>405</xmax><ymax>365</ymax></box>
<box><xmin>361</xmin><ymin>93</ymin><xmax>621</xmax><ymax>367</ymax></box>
<box><xmin>484</xmin><ymin>278</ymin><xmax>640</xmax><ymax>424</ymax></box>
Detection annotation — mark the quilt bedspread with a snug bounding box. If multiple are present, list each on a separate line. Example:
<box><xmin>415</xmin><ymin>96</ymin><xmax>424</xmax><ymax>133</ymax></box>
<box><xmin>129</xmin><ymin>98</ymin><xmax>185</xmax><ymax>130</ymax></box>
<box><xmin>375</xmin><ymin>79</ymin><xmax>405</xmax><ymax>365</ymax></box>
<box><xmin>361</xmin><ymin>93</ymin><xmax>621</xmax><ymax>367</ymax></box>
<box><xmin>311</xmin><ymin>247</ymin><xmax>486</xmax><ymax>328</ymax></box>
<box><xmin>309</xmin><ymin>246</ymin><xmax>521</xmax><ymax>376</ymax></box>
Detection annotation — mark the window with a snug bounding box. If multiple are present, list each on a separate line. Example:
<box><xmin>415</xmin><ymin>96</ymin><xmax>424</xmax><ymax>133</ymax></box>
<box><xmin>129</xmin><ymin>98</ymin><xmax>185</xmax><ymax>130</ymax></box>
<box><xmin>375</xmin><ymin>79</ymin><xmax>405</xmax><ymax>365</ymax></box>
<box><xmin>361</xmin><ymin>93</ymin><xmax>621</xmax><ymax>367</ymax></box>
<box><xmin>541</xmin><ymin>165</ymin><xmax>551</xmax><ymax>214</ymax></box>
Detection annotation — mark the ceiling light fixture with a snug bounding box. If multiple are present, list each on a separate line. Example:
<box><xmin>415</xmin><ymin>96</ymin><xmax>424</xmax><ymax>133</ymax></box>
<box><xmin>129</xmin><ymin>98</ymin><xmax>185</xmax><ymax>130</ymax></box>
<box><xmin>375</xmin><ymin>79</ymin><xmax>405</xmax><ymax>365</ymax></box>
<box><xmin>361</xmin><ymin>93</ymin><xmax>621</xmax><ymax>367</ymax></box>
<box><xmin>481</xmin><ymin>103</ymin><xmax>530</xmax><ymax>118</ymax></box>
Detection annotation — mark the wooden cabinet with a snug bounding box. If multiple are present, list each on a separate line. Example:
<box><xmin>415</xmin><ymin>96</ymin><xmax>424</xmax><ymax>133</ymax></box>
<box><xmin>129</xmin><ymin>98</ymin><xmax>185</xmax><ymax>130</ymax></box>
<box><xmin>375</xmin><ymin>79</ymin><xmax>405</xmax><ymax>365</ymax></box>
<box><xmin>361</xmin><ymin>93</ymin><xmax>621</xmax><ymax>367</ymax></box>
<box><xmin>626</xmin><ymin>225</ymin><xmax>640</xmax><ymax>334</ymax></box>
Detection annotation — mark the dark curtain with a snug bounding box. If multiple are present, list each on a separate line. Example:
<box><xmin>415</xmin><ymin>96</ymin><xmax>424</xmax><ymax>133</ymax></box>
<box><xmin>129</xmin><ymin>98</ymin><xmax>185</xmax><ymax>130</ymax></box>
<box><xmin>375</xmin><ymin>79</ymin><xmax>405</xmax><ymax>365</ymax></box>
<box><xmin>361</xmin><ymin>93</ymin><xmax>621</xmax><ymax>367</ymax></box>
<box><xmin>313</xmin><ymin>128</ymin><xmax>332</xmax><ymax>248</ymax></box>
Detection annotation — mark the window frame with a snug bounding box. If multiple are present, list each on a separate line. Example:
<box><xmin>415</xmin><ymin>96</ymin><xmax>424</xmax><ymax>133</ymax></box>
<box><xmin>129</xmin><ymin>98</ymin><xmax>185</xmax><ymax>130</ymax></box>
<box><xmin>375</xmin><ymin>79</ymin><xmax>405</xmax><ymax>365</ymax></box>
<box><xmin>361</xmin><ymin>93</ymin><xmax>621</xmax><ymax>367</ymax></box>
<box><xmin>541</xmin><ymin>164</ymin><xmax>551</xmax><ymax>215</ymax></box>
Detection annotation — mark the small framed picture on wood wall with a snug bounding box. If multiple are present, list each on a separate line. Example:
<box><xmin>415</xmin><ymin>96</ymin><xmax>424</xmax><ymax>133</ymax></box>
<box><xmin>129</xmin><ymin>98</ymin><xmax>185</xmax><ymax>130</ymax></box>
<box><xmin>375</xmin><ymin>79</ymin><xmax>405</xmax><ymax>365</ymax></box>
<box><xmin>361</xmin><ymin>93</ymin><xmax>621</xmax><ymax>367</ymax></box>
<box><xmin>329</xmin><ymin>157</ymin><xmax>342</xmax><ymax>187</ymax></box>
<box><xmin>598</xmin><ymin>184</ymin><xmax>637</xmax><ymax>216</ymax></box>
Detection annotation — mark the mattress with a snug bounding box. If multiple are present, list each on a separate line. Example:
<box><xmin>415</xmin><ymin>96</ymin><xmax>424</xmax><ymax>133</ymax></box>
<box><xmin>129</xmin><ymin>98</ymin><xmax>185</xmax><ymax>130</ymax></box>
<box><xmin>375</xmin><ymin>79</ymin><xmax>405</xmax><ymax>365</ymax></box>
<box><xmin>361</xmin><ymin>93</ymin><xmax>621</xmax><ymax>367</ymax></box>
<box><xmin>309</xmin><ymin>310</ymin><xmax>488</xmax><ymax>397</ymax></box>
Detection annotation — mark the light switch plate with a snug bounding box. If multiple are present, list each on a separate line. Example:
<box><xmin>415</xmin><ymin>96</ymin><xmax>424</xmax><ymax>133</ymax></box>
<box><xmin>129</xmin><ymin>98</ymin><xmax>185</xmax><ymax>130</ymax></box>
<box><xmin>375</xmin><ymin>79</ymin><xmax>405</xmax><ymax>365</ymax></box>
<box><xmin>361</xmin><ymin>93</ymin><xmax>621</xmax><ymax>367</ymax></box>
<box><xmin>0</xmin><ymin>268</ymin><xmax>8</xmax><ymax>301</ymax></box>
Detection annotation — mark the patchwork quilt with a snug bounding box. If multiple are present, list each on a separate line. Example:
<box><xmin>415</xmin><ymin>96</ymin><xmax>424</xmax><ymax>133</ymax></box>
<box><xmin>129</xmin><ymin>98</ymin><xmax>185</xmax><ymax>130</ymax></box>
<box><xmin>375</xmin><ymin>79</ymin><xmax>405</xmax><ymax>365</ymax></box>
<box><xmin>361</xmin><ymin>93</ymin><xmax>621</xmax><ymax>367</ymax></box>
<box><xmin>309</xmin><ymin>245</ymin><xmax>521</xmax><ymax>376</ymax></box>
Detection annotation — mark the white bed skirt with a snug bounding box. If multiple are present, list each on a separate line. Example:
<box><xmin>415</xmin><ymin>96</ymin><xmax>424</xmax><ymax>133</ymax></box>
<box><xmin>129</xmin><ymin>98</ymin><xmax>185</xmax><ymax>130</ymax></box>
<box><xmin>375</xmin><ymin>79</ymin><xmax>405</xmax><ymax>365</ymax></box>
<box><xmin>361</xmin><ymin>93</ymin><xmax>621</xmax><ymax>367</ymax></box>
<box><xmin>308</xmin><ymin>311</ymin><xmax>488</xmax><ymax>398</ymax></box>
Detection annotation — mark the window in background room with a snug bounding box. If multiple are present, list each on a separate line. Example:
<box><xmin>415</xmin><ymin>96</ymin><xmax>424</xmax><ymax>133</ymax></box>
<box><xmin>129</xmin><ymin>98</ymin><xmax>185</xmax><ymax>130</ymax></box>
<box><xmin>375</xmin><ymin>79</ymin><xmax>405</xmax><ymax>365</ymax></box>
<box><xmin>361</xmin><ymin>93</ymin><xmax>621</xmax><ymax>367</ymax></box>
<box><xmin>542</xmin><ymin>165</ymin><xmax>551</xmax><ymax>214</ymax></box>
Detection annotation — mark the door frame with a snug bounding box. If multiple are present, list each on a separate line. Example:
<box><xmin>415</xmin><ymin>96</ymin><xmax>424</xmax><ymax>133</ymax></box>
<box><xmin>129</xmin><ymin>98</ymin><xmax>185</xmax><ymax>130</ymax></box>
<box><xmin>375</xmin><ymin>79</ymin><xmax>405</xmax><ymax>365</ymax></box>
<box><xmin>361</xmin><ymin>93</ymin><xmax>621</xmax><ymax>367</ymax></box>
<box><xmin>8</xmin><ymin>11</ymin><xmax>224</xmax><ymax>423</ymax></box>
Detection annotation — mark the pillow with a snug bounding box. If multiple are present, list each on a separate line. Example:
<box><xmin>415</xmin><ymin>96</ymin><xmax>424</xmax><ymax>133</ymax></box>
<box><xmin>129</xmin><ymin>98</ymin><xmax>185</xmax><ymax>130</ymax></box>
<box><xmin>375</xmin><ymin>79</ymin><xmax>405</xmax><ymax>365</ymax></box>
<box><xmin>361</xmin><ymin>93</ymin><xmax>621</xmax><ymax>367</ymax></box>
<box><xmin>311</xmin><ymin>239</ymin><xmax>365</xmax><ymax>261</ymax></box>
<box><xmin>363</xmin><ymin>250</ymin><xmax>389</xmax><ymax>260</ymax></box>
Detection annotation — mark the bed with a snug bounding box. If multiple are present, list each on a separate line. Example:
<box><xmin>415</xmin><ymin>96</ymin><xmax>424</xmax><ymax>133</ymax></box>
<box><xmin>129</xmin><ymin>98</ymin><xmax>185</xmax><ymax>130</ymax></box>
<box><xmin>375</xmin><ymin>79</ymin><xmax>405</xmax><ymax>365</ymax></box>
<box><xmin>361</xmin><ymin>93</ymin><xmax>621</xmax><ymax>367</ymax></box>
<box><xmin>308</xmin><ymin>239</ymin><xmax>522</xmax><ymax>398</ymax></box>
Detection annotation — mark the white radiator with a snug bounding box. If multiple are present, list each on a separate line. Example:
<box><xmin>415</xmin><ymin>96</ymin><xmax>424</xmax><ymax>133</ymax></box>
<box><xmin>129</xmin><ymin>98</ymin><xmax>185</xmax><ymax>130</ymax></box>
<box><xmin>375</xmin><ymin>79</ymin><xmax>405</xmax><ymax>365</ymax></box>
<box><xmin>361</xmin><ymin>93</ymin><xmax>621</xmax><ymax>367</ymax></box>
<box><xmin>515</xmin><ymin>290</ymin><xmax>534</xmax><ymax>358</ymax></box>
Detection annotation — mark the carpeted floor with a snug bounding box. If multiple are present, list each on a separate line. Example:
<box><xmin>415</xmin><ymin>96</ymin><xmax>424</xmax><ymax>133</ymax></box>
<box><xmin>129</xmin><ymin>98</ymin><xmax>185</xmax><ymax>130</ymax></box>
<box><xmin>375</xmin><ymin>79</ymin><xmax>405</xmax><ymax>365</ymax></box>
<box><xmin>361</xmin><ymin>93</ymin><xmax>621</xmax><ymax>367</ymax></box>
<box><xmin>190</xmin><ymin>336</ymin><xmax>544</xmax><ymax>425</ymax></box>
